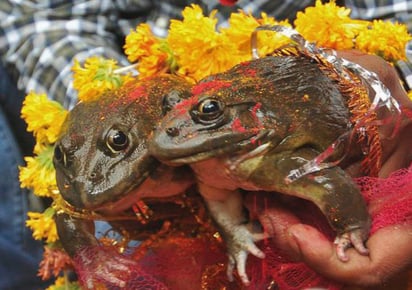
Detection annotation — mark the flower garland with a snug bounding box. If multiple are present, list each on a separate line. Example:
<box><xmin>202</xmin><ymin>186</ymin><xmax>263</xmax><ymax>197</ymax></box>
<box><xmin>19</xmin><ymin>1</ymin><xmax>411</xmax><ymax>289</ymax></box>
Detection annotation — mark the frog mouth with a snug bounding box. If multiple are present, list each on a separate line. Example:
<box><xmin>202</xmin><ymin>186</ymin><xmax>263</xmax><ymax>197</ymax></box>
<box><xmin>86</xmin><ymin>170</ymin><xmax>152</xmax><ymax>212</ymax></box>
<box><xmin>166</xmin><ymin>130</ymin><xmax>273</xmax><ymax>164</ymax></box>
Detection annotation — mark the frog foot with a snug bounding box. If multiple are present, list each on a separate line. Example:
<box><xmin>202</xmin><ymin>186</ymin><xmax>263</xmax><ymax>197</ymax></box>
<box><xmin>226</xmin><ymin>223</ymin><xmax>267</xmax><ymax>286</ymax></box>
<box><xmin>334</xmin><ymin>228</ymin><xmax>369</xmax><ymax>262</ymax></box>
<box><xmin>75</xmin><ymin>247</ymin><xmax>139</xmax><ymax>289</ymax></box>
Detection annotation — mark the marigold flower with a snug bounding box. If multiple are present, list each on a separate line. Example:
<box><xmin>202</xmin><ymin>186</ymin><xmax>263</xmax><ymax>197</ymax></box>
<box><xmin>19</xmin><ymin>145</ymin><xmax>57</xmax><ymax>198</ymax></box>
<box><xmin>26</xmin><ymin>207</ymin><xmax>58</xmax><ymax>243</ymax></box>
<box><xmin>124</xmin><ymin>23</ymin><xmax>174</xmax><ymax>77</ymax></box>
<box><xmin>39</xmin><ymin>246</ymin><xmax>73</xmax><ymax>280</ymax></box>
<box><xmin>294</xmin><ymin>0</ymin><xmax>369</xmax><ymax>50</ymax></box>
<box><xmin>355</xmin><ymin>20</ymin><xmax>412</xmax><ymax>62</ymax></box>
<box><xmin>72</xmin><ymin>56</ymin><xmax>133</xmax><ymax>102</ymax></box>
<box><xmin>167</xmin><ymin>4</ymin><xmax>240</xmax><ymax>81</ymax></box>
<box><xmin>46</xmin><ymin>276</ymin><xmax>81</xmax><ymax>290</ymax></box>
<box><xmin>222</xmin><ymin>11</ymin><xmax>291</xmax><ymax>58</ymax></box>
<box><xmin>21</xmin><ymin>91</ymin><xmax>68</xmax><ymax>151</ymax></box>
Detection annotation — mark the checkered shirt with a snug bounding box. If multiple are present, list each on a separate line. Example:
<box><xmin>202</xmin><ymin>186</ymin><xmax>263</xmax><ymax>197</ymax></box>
<box><xmin>0</xmin><ymin>0</ymin><xmax>411</xmax><ymax>108</ymax></box>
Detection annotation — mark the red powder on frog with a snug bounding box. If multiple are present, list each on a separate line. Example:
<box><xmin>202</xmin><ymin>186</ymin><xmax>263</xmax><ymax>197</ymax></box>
<box><xmin>192</xmin><ymin>80</ymin><xmax>231</xmax><ymax>95</ymax></box>
<box><xmin>250</xmin><ymin>103</ymin><xmax>261</xmax><ymax>118</ymax></box>
<box><xmin>173</xmin><ymin>96</ymin><xmax>199</xmax><ymax>116</ymax></box>
<box><xmin>231</xmin><ymin>118</ymin><xmax>247</xmax><ymax>133</ymax></box>
<box><xmin>243</xmin><ymin>68</ymin><xmax>257</xmax><ymax>78</ymax></box>
<box><xmin>129</xmin><ymin>85</ymin><xmax>148</xmax><ymax>101</ymax></box>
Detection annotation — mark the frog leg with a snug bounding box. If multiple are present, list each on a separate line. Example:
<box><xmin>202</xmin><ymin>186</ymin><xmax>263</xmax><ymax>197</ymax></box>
<box><xmin>197</xmin><ymin>183</ymin><xmax>267</xmax><ymax>286</ymax></box>
<box><xmin>55</xmin><ymin>213</ymin><xmax>139</xmax><ymax>288</ymax></box>
<box><xmin>243</xmin><ymin>147</ymin><xmax>371</xmax><ymax>261</ymax></box>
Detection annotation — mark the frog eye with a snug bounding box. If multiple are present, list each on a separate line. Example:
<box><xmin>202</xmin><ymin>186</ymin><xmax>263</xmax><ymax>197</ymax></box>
<box><xmin>54</xmin><ymin>145</ymin><xmax>67</xmax><ymax>166</ymax></box>
<box><xmin>193</xmin><ymin>98</ymin><xmax>225</xmax><ymax>123</ymax></box>
<box><xmin>106</xmin><ymin>130</ymin><xmax>129</xmax><ymax>153</ymax></box>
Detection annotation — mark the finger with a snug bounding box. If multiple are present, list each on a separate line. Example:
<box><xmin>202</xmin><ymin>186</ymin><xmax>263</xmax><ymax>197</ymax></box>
<box><xmin>287</xmin><ymin>224</ymin><xmax>412</xmax><ymax>286</ymax></box>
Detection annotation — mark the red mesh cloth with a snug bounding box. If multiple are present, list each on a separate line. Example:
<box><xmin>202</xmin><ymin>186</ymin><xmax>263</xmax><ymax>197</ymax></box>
<box><xmin>356</xmin><ymin>163</ymin><xmax>412</xmax><ymax>234</ymax></box>
<box><xmin>72</xmin><ymin>164</ymin><xmax>412</xmax><ymax>289</ymax></box>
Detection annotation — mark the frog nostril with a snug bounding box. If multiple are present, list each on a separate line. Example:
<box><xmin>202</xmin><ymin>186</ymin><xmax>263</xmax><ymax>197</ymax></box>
<box><xmin>89</xmin><ymin>172</ymin><xmax>102</xmax><ymax>182</ymax></box>
<box><xmin>166</xmin><ymin>127</ymin><xmax>180</xmax><ymax>137</ymax></box>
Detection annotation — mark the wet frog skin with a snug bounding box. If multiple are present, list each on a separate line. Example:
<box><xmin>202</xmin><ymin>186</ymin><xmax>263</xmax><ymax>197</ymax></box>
<box><xmin>53</xmin><ymin>74</ymin><xmax>195</xmax><ymax>288</ymax></box>
<box><xmin>150</xmin><ymin>53</ymin><xmax>371</xmax><ymax>285</ymax></box>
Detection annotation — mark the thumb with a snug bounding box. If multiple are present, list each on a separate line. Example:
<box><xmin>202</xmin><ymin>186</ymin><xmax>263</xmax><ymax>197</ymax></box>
<box><xmin>286</xmin><ymin>224</ymin><xmax>335</xmax><ymax>264</ymax></box>
<box><xmin>285</xmin><ymin>224</ymin><xmax>369</xmax><ymax>284</ymax></box>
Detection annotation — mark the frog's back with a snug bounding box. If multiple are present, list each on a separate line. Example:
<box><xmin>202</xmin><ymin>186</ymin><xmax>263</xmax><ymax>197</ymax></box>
<box><xmin>200</xmin><ymin>54</ymin><xmax>352</xmax><ymax>150</ymax></box>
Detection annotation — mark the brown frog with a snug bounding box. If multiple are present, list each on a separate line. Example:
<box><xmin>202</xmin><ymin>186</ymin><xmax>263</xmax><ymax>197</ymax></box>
<box><xmin>53</xmin><ymin>74</ymin><xmax>196</xmax><ymax>288</ymax></box>
<box><xmin>149</xmin><ymin>51</ymin><xmax>372</xmax><ymax>285</ymax></box>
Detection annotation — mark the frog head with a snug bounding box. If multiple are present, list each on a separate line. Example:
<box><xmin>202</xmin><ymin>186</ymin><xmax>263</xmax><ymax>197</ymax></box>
<box><xmin>149</xmin><ymin>74</ymin><xmax>278</xmax><ymax>164</ymax></box>
<box><xmin>150</xmin><ymin>54</ymin><xmax>352</xmax><ymax>167</ymax></box>
<box><xmin>53</xmin><ymin>75</ymin><xmax>192</xmax><ymax>211</ymax></box>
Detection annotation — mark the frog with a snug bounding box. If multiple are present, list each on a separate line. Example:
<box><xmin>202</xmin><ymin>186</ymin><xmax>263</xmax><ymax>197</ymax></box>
<box><xmin>53</xmin><ymin>74</ymin><xmax>197</xmax><ymax>288</ymax></box>
<box><xmin>149</xmin><ymin>51</ymin><xmax>372</xmax><ymax>285</ymax></box>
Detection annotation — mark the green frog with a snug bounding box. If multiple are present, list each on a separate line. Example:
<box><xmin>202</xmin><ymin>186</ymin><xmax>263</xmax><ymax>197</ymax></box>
<box><xmin>53</xmin><ymin>74</ymin><xmax>196</xmax><ymax>288</ymax></box>
<box><xmin>149</xmin><ymin>51</ymin><xmax>372</xmax><ymax>285</ymax></box>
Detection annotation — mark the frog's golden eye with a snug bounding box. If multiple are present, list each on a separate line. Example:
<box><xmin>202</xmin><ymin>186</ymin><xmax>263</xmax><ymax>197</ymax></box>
<box><xmin>106</xmin><ymin>130</ymin><xmax>129</xmax><ymax>153</ymax></box>
<box><xmin>193</xmin><ymin>98</ymin><xmax>225</xmax><ymax>123</ymax></box>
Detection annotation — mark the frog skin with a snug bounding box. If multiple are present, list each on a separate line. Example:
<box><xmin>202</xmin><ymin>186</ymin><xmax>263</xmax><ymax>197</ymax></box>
<box><xmin>149</xmin><ymin>53</ymin><xmax>372</xmax><ymax>285</ymax></box>
<box><xmin>53</xmin><ymin>74</ymin><xmax>195</xmax><ymax>288</ymax></box>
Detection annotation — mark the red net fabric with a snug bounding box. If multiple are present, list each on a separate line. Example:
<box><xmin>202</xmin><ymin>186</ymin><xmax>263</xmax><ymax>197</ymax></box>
<box><xmin>356</xmin><ymin>163</ymin><xmax>412</xmax><ymax>234</ymax></box>
<box><xmin>72</xmin><ymin>163</ymin><xmax>412</xmax><ymax>289</ymax></box>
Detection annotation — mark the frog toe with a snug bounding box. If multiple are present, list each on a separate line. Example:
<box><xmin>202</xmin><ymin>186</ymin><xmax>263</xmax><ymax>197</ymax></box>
<box><xmin>226</xmin><ymin>231</ymin><xmax>265</xmax><ymax>285</ymax></box>
<box><xmin>334</xmin><ymin>228</ymin><xmax>369</xmax><ymax>261</ymax></box>
<box><xmin>334</xmin><ymin>234</ymin><xmax>351</xmax><ymax>261</ymax></box>
<box><xmin>226</xmin><ymin>251</ymin><xmax>250</xmax><ymax>285</ymax></box>
<box><xmin>350</xmin><ymin>229</ymin><xmax>369</xmax><ymax>255</ymax></box>
<box><xmin>231</xmin><ymin>250</ymin><xmax>251</xmax><ymax>286</ymax></box>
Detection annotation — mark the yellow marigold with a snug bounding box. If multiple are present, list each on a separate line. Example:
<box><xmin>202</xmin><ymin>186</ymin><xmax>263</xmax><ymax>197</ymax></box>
<box><xmin>294</xmin><ymin>0</ymin><xmax>369</xmax><ymax>50</ymax></box>
<box><xmin>72</xmin><ymin>56</ymin><xmax>133</xmax><ymax>102</ymax></box>
<box><xmin>19</xmin><ymin>145</ymin><xmax>57</xmax><ymax>198</ymax></box>
<box><xmin>46</xmin><ymin>276</ymin><xmax>65</xmax><ymax>290</ymax></box>
<box><xmin>46</xmin><ymin>276</ymin><xmax>81</xmax><ymax>290</ymax></box>
<box><xmin>167</xmin><ymin>4</ymin><xmax>240</xmax><ymax>81</ymax></box>
<box><xmin>222</xmin><ymin>11</ymin><xmax>291</xmax><ymax>58</ymax></box>
<box><xmin>355</xmin><ymin>20</ymin><xmax>412</xmax><ymax>62</ymax></box>
<box><xmin>26</xmin><ymin>207</ymin><xmax>58</xmax><ymax>243</ymax></box>
<box><xmin>124</xmin><ymin>23</ymin><xmax>175</xmax><ymax>77</ymax></box>
<box><xmin>21</xmin><ymin>91</ymin><xmax>68</xmax><ymax>151</ymax></box>
<box><xmin>408</xmin><ymin>90</ymin><xmax>412</xmax><ymax>100</ymax></box>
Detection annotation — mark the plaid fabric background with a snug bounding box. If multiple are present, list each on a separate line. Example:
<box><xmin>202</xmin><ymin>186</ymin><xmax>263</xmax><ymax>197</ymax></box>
<box><xmin>0</xmin><ymin>0</ymin><xmax>410</xmax><ymax>108</ymax></box>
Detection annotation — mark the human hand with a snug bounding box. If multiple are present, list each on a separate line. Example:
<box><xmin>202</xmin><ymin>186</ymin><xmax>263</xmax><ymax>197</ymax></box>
<box><xmin>246</xmin><ymin>192</ymin><xmax>412</xmax><ymax>288</ymax></box>
<box><xmin>336</xmin><ymin>50</ymin><xmax>412</xmax><ymax>177</ymax></box>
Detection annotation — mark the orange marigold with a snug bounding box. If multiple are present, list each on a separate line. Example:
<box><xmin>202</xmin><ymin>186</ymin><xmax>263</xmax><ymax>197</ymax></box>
<box><xmin>124</xmin><ymin>23</ymin><xmax>175</xmax><ymax>77</ymax></box>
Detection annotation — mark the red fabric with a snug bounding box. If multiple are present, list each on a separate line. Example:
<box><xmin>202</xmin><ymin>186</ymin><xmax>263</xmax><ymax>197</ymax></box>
<box><xmin>73</xmin><ymin>164</ymin><xmax>412</xmax><ymax>289</ymax></box>
<box><xmin>356</xmin><ymin>164</ymin><xmax>412</xmax><ymax>234</ymax></box>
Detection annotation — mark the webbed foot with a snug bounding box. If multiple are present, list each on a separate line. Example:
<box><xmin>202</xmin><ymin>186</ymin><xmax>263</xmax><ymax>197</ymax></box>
<box><xmin>225</xmin><ymin>222</ymin><xmax>267</xmax><ymax>285</ymax></box>
<box><xmin>75</xmin><ymin>246</ymin><xmax>140</xmax><ymax>289</ymax></box>
<box><xmin>334</xmin><ymin>227</ymin><xmax>369</xmax><ymax>262</ymax></box>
